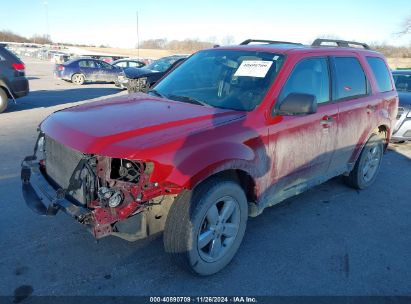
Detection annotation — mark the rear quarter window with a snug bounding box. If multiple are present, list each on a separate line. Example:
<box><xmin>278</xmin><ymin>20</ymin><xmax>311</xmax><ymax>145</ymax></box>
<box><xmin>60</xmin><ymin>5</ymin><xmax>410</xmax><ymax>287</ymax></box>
<box><xmin>366</xmin><ymin>57</ymin><xmax>393</xmax><ymax>92</ymax></box>
<box><xmin>332</xmin><ymin>57</ymin><xmax>367</xmax><ymax>100</ymax></box>
<box><xmin>0</xmin><ymin>47</ymin><xmax>21</xmax><ymax>63</ymax></box>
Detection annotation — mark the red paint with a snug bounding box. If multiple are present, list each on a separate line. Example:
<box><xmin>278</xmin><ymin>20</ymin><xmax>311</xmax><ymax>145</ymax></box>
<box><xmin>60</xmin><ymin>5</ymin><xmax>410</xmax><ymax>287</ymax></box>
<box><xmin>39</xmin><ymin>44</ymin><xmax>398</xmax><ymax>229</ymax></box>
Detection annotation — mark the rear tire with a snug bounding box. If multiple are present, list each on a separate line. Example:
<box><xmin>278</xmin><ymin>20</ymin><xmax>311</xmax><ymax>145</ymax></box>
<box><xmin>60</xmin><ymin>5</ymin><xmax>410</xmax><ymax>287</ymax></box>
<box><xmin>0</xmin><ymin>88</ymin><xmax>8</xmax><ymax>113</ymax></box>
<box><xmin>344</xmin><ymin>134</ymin><xmax>384</xmax><ymax>189</ymax></box>
<box><xmin>71</xmin><ymin>73</ymin><xmax>85</xmax><ymax>85</ymax></box>
<box><xmin>163</xmin><ymin>178</ymin><xmax>248</xmax><ymax>275</ymax></box>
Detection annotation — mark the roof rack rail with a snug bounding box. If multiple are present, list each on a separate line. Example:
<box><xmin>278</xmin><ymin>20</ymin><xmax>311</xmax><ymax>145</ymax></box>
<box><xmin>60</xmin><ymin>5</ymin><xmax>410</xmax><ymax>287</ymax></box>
<box><xmin>312</xmin><ymin>38</ymin><xmax>370</xmax><ymax>49</ymax></box>
<box><xmin>240</xmin><ymin>39</ymin><xmax>302</xmax><ymax>46</ymax></box>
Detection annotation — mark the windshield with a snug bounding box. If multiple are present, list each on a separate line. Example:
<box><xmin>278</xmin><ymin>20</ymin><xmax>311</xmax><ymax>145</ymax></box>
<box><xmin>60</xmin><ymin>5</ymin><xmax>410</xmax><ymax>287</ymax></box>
<box><xmin>153</xmin><ymin>50</ymin><xmax>285</xmax><ymax>111</ymax></box>
<box><xmin>394</xmin><ymin>73</ymin><xmax>411</xmax><ymax>92</ymax></box>
<box><xmin>146</xmin><ymin>57</ymin><xmax>180</xmax><ymax>72</ymax></box>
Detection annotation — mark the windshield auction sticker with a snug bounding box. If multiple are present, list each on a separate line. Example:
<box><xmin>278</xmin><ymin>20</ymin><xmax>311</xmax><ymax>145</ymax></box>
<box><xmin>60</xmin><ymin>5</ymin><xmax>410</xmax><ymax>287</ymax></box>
<box><xmin>234</xmin><ymin>60</ymin><xmax>273</xmax><ymax>78</ymax></box>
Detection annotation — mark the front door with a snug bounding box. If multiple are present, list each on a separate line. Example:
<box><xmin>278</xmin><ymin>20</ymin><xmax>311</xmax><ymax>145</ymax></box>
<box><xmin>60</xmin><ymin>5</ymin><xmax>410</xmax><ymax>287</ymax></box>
<box><xmin>267</xmin><ymin>56</ymin><xmax>338</xmax><ymax>196</ymax></box>
<box><xmin>95</xmin><ymin>61</ymin><xmax>117</xmax><ymax>82</ymax></box>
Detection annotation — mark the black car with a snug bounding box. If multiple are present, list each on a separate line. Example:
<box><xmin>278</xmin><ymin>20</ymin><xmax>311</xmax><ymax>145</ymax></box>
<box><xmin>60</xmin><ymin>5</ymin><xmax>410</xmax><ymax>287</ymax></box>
<box><xmin>0</xmin><ymin>44</ymin><xmax>29</xmax><ymax>113</ymax></box>
<box><xmin>116</xmin><ymin>55</ymin><xmax>187</xmax><ymax>92</ymax></box>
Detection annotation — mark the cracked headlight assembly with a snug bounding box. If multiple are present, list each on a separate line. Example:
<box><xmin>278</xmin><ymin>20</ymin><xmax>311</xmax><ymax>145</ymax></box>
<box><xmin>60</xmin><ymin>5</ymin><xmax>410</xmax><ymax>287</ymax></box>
<box><xmin>110</xmin><ymin>159</ymin><xmax>154</xmax><ymax>183</ymax></box>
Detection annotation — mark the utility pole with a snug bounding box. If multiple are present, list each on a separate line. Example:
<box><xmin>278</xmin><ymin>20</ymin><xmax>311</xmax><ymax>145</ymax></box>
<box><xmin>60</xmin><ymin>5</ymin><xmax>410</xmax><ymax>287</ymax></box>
<box><xmin>136</xmin><ymin>11</ymin><xmax>140</xmax><ymax>58</ymax></box>
<box><xmin>44</xmin><ymin>1</ymin><xmax>50</xmax><ymax>43</ymax></box>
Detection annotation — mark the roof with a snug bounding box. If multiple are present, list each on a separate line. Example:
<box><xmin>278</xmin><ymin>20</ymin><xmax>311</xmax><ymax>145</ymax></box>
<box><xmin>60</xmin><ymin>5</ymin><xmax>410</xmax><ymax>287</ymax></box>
<box><xmin>213</xmin><ymin>39</ymin><xmax>381</xmax><ymax>56</ymax></box>
<box><xmin>218</xmin><ymin>44</ymin><xmax>380</xmax><ymax>54</ymax></box>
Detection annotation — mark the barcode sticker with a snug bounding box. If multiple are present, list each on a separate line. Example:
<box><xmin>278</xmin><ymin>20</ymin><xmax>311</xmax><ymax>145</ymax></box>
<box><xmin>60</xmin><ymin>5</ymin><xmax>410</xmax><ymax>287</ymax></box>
<box><xmin>234</xmin><ymin>60</ymin><xmax>273</xmax><ymax>78</ymax></box>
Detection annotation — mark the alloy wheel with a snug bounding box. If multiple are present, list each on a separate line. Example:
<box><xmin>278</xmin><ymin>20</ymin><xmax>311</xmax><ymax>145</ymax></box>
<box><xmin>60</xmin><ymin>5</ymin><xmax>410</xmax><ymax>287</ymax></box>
<box><xmin>197</xmin><ymin>195</ymin><xmax>241</xmax><ymax>263</ymax></box>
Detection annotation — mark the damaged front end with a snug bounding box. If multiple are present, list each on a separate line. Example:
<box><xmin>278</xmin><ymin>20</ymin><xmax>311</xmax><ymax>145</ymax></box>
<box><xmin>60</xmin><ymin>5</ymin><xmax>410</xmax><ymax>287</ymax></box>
<box><xmin>21</xmin><ymin>133</ymin><xmax>179</xmax><ymax>241</ymax></box>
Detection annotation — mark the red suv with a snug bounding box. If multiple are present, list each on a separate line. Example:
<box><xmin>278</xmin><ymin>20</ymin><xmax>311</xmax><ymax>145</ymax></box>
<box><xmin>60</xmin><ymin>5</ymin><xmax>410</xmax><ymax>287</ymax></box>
<box><xmin>21</xmin><ymin>38</ymin><xmax>398</xmax><ymax>275</ymax></box>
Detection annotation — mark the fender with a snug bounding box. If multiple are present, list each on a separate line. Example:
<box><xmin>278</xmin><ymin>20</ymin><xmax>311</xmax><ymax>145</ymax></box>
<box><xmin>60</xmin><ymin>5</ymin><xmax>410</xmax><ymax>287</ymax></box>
<box><xmin>350</xmin><ymin>117</ymin><xmax>391</xmax><ymax>164</ymax></box>
<box><xmin>163</xmin><ymin>141</ymin><xmax>261</xmax><ymax>189</ymax></box>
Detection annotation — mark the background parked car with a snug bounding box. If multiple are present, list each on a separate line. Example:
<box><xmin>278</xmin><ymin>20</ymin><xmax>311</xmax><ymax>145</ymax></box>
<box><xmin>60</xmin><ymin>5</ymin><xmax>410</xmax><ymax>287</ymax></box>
<box><xmin>116</xmin><ymin>55</ymin><xmax>187</xmax><ymax>91</ymax></box>
<box><xmin>111</xmin><ymin>59</ymin><xmax>146</xmax><ymax>69</ymax></box>
<box><xmin>0</xmin><ymin>44</ymin><xmax>29</xmax><ymax>113</ymax></box>
<box><xmin>54</xmin><ymin>58</ymin><xmax>122</xmax><ymax>85</ymax></box>
<box><xmin>52</xmin><ymin>53</ymin><xmax>70</xmax><ymax>64</ymax></box>
<box><xmin>392</xmin><ymin>70</ymin><xmax>411</xmax><ymax>142</ymax></box>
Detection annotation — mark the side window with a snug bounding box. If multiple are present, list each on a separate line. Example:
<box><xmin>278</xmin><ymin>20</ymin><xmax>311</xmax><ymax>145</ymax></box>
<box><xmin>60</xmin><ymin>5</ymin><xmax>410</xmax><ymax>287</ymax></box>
<box><xmin>115</xmin><ymin>61</ymin><xmax>128</xmax><ymax>68</ymax></box>
<box><xmin>78</xmin><ymin>60</ymin><xmax>87</xmax><ymax>67</ymax></box>
<box><xmin>366</xmin><ymin>57</ymin><xmax>393</xmax><ymax>92</ymax></box>
<box><xmin>333</xmin><ymin>57</ymin><xmax>367</xmax><ymax>99</ymax></box>
<box><xmin>393</xmin><ymin>74</ymin><xmax>411</xmax><ymax>92</ymax></box>
<box><xmin>278</xmin><ymin>57</ymin><xmax>330</xmax><ymax>104</ymax></box>
<box><xmin>88</xmin><ymin>60</ymin><xmax>96</xmax><ymax>68</ymax></box>
<box><xmin>79</xmin><ymin>60</ymin><xmax>96</xmax><ymax>68</ymax></box>
<box><xmin>97</xmin><ymin>61</ymin><xmax>113</xmax><ymax>69</ymax></box>
<box><xmin>129</xmin><ymin>61</ymin><xmax>142</xmax><ymax>68</ymax></box>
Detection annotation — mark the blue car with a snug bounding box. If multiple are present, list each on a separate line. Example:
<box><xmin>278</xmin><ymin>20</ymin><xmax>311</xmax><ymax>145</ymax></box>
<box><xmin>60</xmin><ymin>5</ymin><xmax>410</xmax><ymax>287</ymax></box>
<box><xmin>54</xmin><ymin>58</ymin><xmax>121</xmax><ymax>85</ymax></box>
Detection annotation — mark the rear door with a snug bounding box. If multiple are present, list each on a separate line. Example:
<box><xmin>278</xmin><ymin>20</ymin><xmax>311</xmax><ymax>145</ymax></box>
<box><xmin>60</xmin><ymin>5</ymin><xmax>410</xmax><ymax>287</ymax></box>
<box><xmin>329</xmin><ymin>55</ymin><xmax>373</xmax><ymax>171</ymax></box>
<box><xmin>78</xmin><ymin>60</ymin><xmax>98</xmax><ymax>80</ymax></box>
<box><xmin>268</xmin><ymin>56</ymin><xmax>338</xmax><ymax>192</ymax></box>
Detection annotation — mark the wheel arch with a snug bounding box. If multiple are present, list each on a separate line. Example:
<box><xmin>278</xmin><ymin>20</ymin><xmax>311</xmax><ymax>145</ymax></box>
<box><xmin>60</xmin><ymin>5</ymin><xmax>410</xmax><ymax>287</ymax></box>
<box><xmin>0</xmin><ymin>81</ymin><xmax>12</xmax><ymax>98</ymax></box>
<box><xmin>375</xmin><ymin>124</ymin><xmax>390</xmax><ymax>151</ymax></box>
<box><xmin>191</xmin><ymin>168</ymin><xmax>257</xmax><ymax>204</ymax></box>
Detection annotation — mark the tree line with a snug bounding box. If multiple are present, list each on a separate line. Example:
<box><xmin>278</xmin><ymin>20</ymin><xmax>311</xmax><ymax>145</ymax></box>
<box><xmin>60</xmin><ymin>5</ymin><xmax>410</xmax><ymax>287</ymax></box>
<box><xmin>139</xmin><ymin>38</ymin><xmax>215</xmax><ymax>52</ymax></box>
<box><xmin>0</xmin><ymin>30</ymin><xmax>51</xmax><ymax>44</ymax></box>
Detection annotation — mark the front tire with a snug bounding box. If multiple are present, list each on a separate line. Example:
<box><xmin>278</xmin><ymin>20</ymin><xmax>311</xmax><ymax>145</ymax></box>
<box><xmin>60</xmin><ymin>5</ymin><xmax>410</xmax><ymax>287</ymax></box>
<box><xmin>344</xmin><ymin>134</ymin><xmax>384</xmax><ymax>189</ymax></box>
<box><xmin>0</xmin><ymin>88</ymin><xmax>8</xmax><ymax>113</ymax></box>
<box><xmin>164</xmin><ymin>178</ymin><xmax>248</xmax><ymax>275</ymax></box>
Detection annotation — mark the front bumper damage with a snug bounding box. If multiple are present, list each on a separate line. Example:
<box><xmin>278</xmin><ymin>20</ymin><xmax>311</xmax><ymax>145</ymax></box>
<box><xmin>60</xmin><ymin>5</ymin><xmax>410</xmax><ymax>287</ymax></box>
<box><xmin>21</xmin><ymin>140</ymin><xmax>178</xmax><ymax>241</ymax></box>
<box><xmin>21</xmin><ymin>157</ymin><xmax>124</xmax><ymax>239</ymax></box>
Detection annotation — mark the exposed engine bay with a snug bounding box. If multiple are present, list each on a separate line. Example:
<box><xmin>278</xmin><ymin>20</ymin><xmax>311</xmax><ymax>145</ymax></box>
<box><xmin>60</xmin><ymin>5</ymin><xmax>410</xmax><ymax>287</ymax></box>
<box><xmin>35</xmin><ymin>134</ymin><xmax>178</xmax><ymax>240</ymax></box>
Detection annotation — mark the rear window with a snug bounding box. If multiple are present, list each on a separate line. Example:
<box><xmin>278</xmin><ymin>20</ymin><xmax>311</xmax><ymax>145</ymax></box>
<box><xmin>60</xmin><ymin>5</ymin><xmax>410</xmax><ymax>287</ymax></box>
<box><xmin>333</xmin><ymin>57</ymin><xmax>367</xmax><ymax>100</ymax></box>
<box><xmin>366</xmin><ymin>57</ymin><xmax>393</xmax><ymax>92</ymax></box>
<box><xmin>0</xmin><ymin>46</ymin><xmax>22</xmax><ymax>63</ymax></box>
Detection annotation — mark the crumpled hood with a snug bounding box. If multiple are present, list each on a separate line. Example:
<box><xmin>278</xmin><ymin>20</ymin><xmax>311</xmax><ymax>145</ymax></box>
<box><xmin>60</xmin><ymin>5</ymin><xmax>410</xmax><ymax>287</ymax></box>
<box><xmin>123</xmin><ymin>67</ymin><xmax>157</xmax><ymax>79</ymax></box>
<box><xmin>41</xmin><ymin>93</ymin><xmax>245</xmax><ymax>157</ymax></box>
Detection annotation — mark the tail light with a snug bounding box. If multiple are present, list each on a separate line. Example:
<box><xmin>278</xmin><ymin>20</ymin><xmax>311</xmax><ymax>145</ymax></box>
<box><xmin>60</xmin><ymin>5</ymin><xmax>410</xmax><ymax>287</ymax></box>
<box><xmin>12</xmin><ymin>63</ymin><xmax>25</xmax><ymax>77</ymax></box>
<box><xmin>12</xmin><ymin>63</ymin><xmax>25</xmax><ymax>71</ymax></box>
<box><xmin>57</xmin><ymin>65</ymin><xmax>65</xmax><ymax>71</ymax></box>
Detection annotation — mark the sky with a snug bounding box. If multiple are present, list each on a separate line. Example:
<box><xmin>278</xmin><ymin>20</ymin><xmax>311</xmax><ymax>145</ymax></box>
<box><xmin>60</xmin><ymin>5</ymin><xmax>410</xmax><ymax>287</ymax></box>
<box><xmin>0</xmin><ymin>0</ymin><xmax>410</xmax><ymax>48</ymax></box>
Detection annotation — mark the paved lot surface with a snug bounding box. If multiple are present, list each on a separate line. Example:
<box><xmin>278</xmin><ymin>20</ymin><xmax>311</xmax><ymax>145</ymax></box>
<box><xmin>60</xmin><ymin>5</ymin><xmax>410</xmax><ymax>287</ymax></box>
<box><xmin>1</xmin><ymin>58</ymin><xmax>411</xmax><ymax>297</ymax></box>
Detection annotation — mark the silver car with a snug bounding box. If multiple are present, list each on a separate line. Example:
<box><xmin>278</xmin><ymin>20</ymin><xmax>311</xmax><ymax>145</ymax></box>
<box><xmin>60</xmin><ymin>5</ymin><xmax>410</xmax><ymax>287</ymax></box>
<box><xmin>392</xmin><ymin>70</ymin><xmax>411</xmax><ymax>142</ymax></box>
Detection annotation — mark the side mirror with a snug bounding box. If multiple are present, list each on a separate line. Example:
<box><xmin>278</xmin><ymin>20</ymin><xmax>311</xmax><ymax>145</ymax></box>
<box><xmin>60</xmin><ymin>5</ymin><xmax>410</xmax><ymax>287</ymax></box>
<box><xmin>275</xmin><ymin>93</ymin><xmax>317</xmax><ymax>115</ymax></box>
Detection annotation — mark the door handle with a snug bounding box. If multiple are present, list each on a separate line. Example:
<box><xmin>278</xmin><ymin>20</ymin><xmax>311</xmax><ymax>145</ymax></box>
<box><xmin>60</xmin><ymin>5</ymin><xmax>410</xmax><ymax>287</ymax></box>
<box><xmin>320</xmin><ymin>116</ymin><xmax>335</xmax><ymax>128</ymax></box>
<box><xmin>366</xmin><ymin>105</ymin><xmax>377</xmax><ymax>114</ymax></box>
